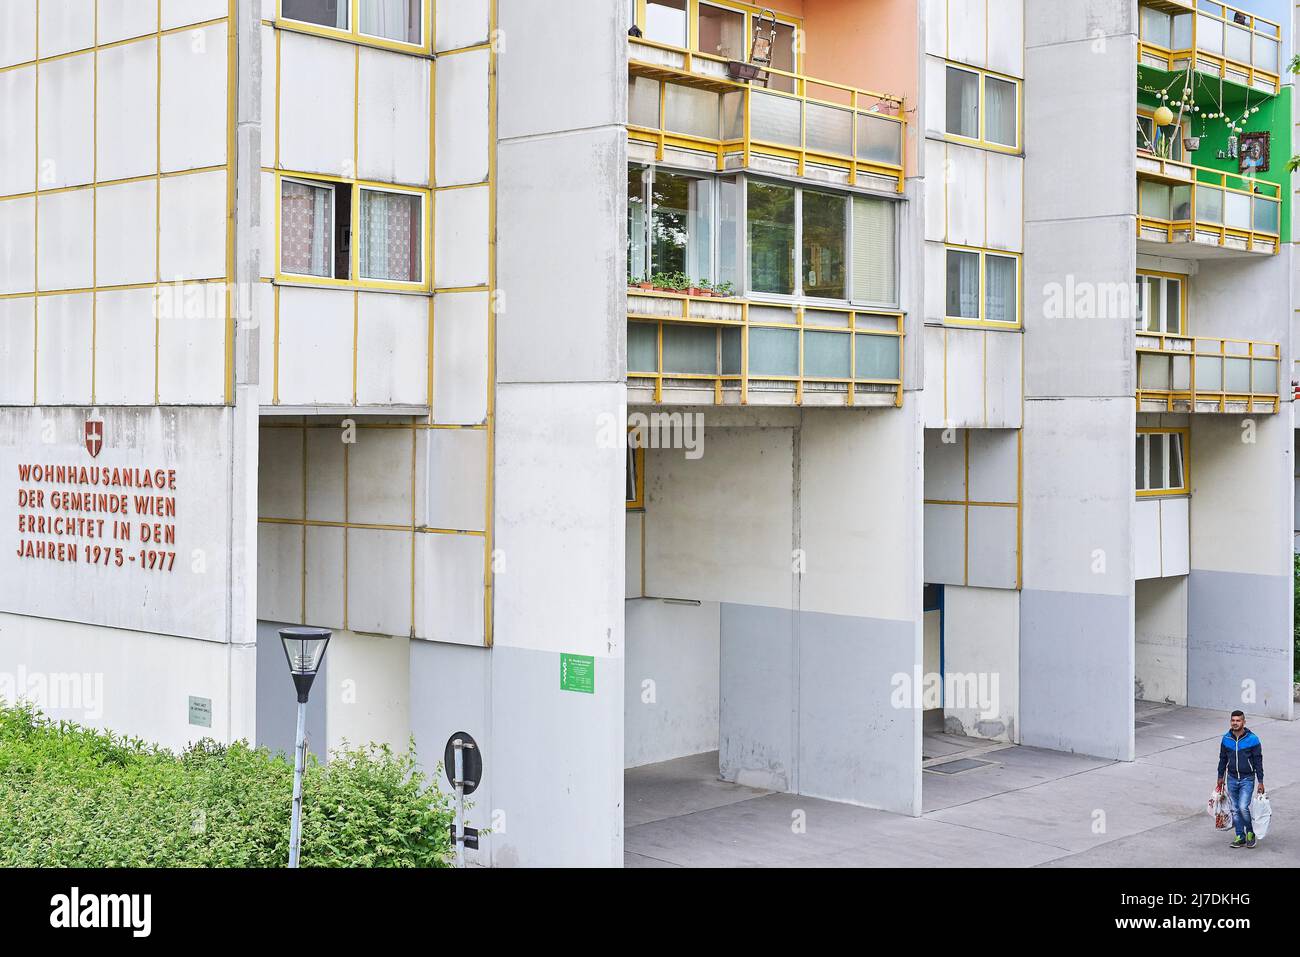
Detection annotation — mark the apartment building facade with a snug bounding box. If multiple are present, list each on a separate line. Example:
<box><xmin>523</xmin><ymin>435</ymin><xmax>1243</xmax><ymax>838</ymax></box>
<box><xmin>0</xmin><ymin>0</ymin><xmax>1293</xmax><ymax>868</ymax></box>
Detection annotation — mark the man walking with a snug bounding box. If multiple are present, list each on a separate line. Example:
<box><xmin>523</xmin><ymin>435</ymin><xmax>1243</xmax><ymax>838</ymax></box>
<box><xmin>1217</xmin><ymin>710</ymin><xmax>1265</xmax><ymax>848</ymax></box>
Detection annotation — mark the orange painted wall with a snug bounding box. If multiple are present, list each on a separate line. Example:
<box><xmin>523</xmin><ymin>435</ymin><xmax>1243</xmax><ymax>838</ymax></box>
<box><xmin>801</xmin><ymin>0</ymin><xmax>920</xmax><ymax>177</ymax></box>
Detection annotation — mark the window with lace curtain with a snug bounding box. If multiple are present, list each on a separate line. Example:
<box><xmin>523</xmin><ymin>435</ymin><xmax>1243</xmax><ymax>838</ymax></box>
<box><xmin>945</xmin><ymin>63</ymin><xmax>1020</xmax><ymax>151</ymax></box>
<box><xmin>359</xmin><ymin>188</ymin><xmax>423</xmax><ymax>284</ymax></box>
<box><xmin>282</xmin><ymin>179</ymin><xmax>341</xmax><ymax>279</ymax></box>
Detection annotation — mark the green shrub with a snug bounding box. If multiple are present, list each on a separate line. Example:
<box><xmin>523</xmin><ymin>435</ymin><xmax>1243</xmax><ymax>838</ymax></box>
<box><xmin>0</xmin><ymin>703</ymin><xmax>454</xmax><ymax>867</ymax></box>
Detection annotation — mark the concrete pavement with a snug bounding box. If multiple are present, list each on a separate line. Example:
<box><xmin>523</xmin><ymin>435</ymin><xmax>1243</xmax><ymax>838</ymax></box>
<box><xmin>624</xmin><ymin>703</ymin><xmax>1299</xmax><ymax>867</ymax></box>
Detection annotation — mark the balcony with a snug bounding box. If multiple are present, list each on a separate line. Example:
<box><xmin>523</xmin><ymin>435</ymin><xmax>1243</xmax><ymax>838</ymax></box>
<box><xmin>1136</xmin><ymin>152</ymin><xmax>1281</xmax><ymax>256</ymax></box>
<box><xmin>627</xmin><ymin>38</ymin><xmax>906</xmax><ymax>193</ymax></box>
<box><xmin>1136</xmin><ymin>333</ymin><xmax>1280</xmax><ymax>413</ymax></box>
<box><xmin>1138</xmin><ymin>0</ymin><xmax>1282</xmax><ymax>95</ymax></box>
<box><xmin>626</xmin><ymin>290</ymin><xmax>903</xmax><ymax>408</ymax></box>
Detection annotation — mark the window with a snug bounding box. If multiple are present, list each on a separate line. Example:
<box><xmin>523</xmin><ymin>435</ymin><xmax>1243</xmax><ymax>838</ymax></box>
<box><xmin>802</xmin><ymin>189</ymin><xmax>847</xmax><ymax>300</ymax></box>
<box><xmin>699</xmin><ymin>2</ymin><xmax>746</xmax><ymax>60</ymax></box>
<box><xmin>628</xmin><ymin>165</ymin><xmax>649</xmax><ymax>282</ymax></box>
<box><xmin>360</xmin><ymin>0</ymin><xmax>421</xmax><ymax>44</ymax></box>
<box><xmin>1136</xmin><ymin>431</ymin><xmax>1188</xmax><ymax>495</ymax></box>
<box><xmin>281</xmin><ymin>178</ymin><xmax>351</xmax><ymax>280</ymax></box>
<box><xmin>359</xmin><ymin>188</ymin><xmax>422</xmax><ymax>283</ymax></box>
<box><xmin>629</xmin><ymin>166</ymin><xmax>738</xmax><ymax>286</ymax></box>
<box><xmin>945</xmin><ymin>64</ymin><xmax>1020</xmax><ymax>150</ymax></box>
<box><xmin>945</xmin><ymin>67</ymin><xmax>979</xmax><ymax>139</ymax></box>
<box><xmin>852</xmin><ymin>196</ymin><xmax>897</xmax><ymax>305</ymax></box>
<box><xmin>1136</xmin><ymin>272</ymin><xmax>1184</xmax><ymax>335</ymax></box>
<box><xmin>1136</xmin><ymin>111</ymin><xmax>1186</xmax><ymax>162</ymax></box>
<box><xmin>945</xmin><ymin>246</ymin><xmax>1019</xmax><ymax>325</ymax></box>
<box><xmin>646</xmin><ymin>0</ymin><xmax>688</xmax><ymax>47</ymax></box>
<box><xmin>626</xmin><ymin>441</ymin><xmax>645</xmax><ymax>509</ymax></box>
<box><xmin>282</xmin><ymin>0</ymin><xmax>348</xmax><ymax>29</ymax></box>
<box><xmin>748</xmin><ymin>180</ymin><xmax>796</xmax><ymax>295</ymax></box>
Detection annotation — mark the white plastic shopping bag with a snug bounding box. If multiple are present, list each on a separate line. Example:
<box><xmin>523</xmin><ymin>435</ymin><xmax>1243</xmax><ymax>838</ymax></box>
<box><xmin>1208</xmin><ymin>786</ymin><xmax>1231</xmax><ymax>830</ymax></box>
<box><xmin>1250</xmin><ymin>791</ymin><xmax>1272</xmax><ymax>840</ymax></box>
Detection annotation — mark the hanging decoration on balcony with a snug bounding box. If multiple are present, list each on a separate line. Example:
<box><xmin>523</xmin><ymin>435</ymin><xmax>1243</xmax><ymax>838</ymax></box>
<box><xmin>726</xmin><ymin>9</ymin><xmax>778</xmax><ymax>86</ymax></box>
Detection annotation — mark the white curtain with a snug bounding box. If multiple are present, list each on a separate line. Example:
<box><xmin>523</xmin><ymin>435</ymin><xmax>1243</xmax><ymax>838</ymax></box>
<box><xmin>946</xmin><ymin>251</ymin><xmax>979</xmax><ymax>318</ymax></box>
<box><xmin>946</xmin><ymin>68</ymin><xmax>979</xmax><ymax>138</ymax></box>
<box><xmin>360</xmin><ymin>0</ymin><xmax>417</xmax><ymax>42</ymax></box>
<box><xmin>985</xmin><ymin>255</ymin><xmax>1016</xmax><ymax>323</ymax></box>
<box><xmin>359</xmin><ymin>192</ymin><xmax>390</xmax><ymax>279</ymax></box>
<box><xmin>984</xmin><ymin>77</ymin><xmax>1016</xmax><ymax>146</ymax></box>
<box><xmin>310</xmin><ymin>187</ymin><xmax>329</xmax><ymax>277</ymax></box>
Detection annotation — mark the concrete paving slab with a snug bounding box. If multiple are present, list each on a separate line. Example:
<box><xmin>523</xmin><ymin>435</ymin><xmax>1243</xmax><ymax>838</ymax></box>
<box><xmin>923</xmin><ymin>745</ymin><xmax>1111</xmax><ymax>813</ymax></box>
<box><xmin>624</xmin><ymin>750</ymin><xmax>771</xmax><ymax>827</ymax></box>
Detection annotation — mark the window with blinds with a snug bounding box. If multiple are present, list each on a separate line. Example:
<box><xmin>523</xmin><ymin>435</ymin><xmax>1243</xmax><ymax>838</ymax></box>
<box><xmin>852</xmin><ymin>196</ymin><xmax>896</xmax><ymax>306</ymax></box>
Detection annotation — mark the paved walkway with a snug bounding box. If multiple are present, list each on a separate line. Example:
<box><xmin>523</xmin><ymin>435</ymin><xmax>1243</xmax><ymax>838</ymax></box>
<box><xmin>624</xmin><ymin>703</ymin><xmax>1299</xmax><ymax>867</ymax></box>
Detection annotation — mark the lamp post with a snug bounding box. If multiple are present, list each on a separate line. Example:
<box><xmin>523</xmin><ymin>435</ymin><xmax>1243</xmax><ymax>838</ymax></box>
<box><xmin>279</xmin><ymin>626</ymin><xmax>331</xmax><ymax>869</ymax></box>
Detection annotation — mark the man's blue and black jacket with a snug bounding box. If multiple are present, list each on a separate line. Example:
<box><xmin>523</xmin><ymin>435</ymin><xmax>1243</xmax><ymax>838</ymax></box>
<box><xmin>1217</xmin><ymin>727</ymin><xmax>1264</xmax><ymax>782</ymax></box>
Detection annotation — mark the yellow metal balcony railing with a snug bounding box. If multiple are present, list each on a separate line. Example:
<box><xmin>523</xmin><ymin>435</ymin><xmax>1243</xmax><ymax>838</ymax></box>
<box><xmin>1138</xmin><ymin>0</ymin><xmax>1282</xmax><ymax>94</ymax></box>
<box><xmin>626</xmin><ymin>290</ymin><xmax>903</xmax><ymax>408</ymax></box>
<box><xmin>1136</xmin><ymin>332</ymin><xmax>1280</xmax><ymax>413</ymax></box>
<box><xmin>1136</xmin><ymin>152</ymin><xmax>1281</xmax><ymax>254</ymax></box>
<box><xmin>627</xmin><ymin>38</ymin><xmax>906</xmax><ymax>193</ymax></box>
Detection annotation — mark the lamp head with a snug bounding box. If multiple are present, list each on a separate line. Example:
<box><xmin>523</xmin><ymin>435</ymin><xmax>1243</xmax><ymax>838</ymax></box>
<box><xmin>280</xmin><ymin>627</ymin><xmax>332</xmax><ymax>703</ymax></box>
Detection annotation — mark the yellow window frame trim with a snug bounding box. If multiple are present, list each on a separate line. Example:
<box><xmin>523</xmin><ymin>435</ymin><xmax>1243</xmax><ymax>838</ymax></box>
<box><xmin>942</xmin><ymin>244</ymin><xmax>1022</xmax><ymax>329</ymax></box>
<box><xmin>1136</xmin><ymin>268</ymin><xmax>1188</xmax><ymax>336</ymax></box>
<box><xmin>626</xmin><ymin>429</ymin><xmax>646</xmax><ymax>510</ymax></box>
<box><xmin>274</xmin><ymin>170</ymin><xmax>432</xmax><ymax>292</ymax></box>
<box><xmin>276</xmin><ymin>0</ymin><xmax>432</xmax><ymax>55</ymax></box>
<box><xmin>942</xmin><ymin>62</ymin><xmax>1022</xmax><ymax>155</ymax></box>
<box><xmin>1135</xmin><ymin>426</ymin><xmax>1190</xmax><ymax>497</ymax></box>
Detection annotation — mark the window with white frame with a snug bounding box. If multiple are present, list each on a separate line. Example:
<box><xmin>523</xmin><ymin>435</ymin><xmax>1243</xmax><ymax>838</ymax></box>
<box><xmin>1136</xmin><ymin>430</ymin><xmax>1187</xmax><ymax>494</ymax></box>
<box><xmin>360</xmin><ymin>0</ymin><xmax>421</xmax><ymax>44</ymax></box>
<box><xmin>281</xmin><ymin>178</ymin><xmax>351</xmax><ymax>280</ymax></box>
<box><xmin>945</xmin><ymin>247</ymin><xmax>1018</xmax><ymax>324</ymax></box>
<box><xmin>359</xmin><ymin>188</ymin><xmax>423</xmax><ymax>283</ymax></box>
<box><xmin>1136</xmin><ymin>272</ymin><xmax>1184</xmax><ymax>335</ymax></box>
<box><xmin>282</xmin><ymin>0</ymin><xmax>348</xmax><ymax>30</ymax></box>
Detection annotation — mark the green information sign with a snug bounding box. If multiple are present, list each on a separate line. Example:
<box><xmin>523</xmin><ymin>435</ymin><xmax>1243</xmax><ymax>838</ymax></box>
<box><xmin>560</xmin><ymin>653</ymin><xmax>595</xmax><ymax>694</ymax></box>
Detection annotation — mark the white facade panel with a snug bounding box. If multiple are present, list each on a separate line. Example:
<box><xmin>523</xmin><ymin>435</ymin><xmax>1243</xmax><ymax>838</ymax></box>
<box><xmin>424</xmin><ymin>427</ymin><xmax>488</xmax><ymax>533</ymax></box>
<box><xmin>94</xmin><ymin>287</ymin><xmax>156</xmax><ymax>405</ymax></box>
<box><xmin>37</xmin><ymin>51</ymin><xmax>95</xmax><ymax>190</ymax></box>
<box><xmin>160</xmin><ymin>0</ymin><xmax>228</xmax><ymax>31</ymax></box>
<box><xmin>96</xmin><ymin>36</ymin><xmax>158</xmax><ymax>183</ymax></box>
<box><xmin>0</xmin><ymin>67</ymin><xmax>36</xmax><ymax>196</ymax></box>
<box><xmin>278</xmin><ymin>31</ymin><xmax>355</xmax><ymax>178</ymax></box>
<box><xmin>986</xmin><ymin>0</ymin><xmax>1025</xmax><ymax>77</ymax></box>
<box><xmin>358</xmin><ymin>47</ymin><xmax>430</xmax><ymax>187</ymax></box>
<box><xmin>434</xmin><ymin>185</ymin><xmax>490</xmax><ymax>288</ymax></box>
<box><xmin>275</xmin><ymin>286</ymin><xmax>353</xmax><ymax>405</ymax></box>
<box><xmin>348</xmin><ymin>427</ymin><xmax>412</xmax><ymax>526</ymax></box>
<box><xmin>95</xmin><ymin>179</ymin><xmax>157</xmax><ymax>287</ymax></box>
<box><xmin>945</xmin><ymin>0</ymin><xmax>987</xmax><ymax>67</ymax></box>
<box><xmin>945</xmin><ymin>144</ymin><xmax>985</xmax><ymax>247</ymax></box>
<box><xmin>35</xmin><ymin>293</ymin><xmax>92</xmax><ymax>405</ymax></box>
<box><xmin>985</xmin><ymin>152</ymin><xmax>1022</xmax><ymax>251</ymax></box>
<box><xmin>414</xmin><ymin>531</ymin><xmax>485</xmax><ymax>645</ymax></box>
<box><xmin>355</xmin><ymin>292</ymin><xmax>428</xmax><ymax>406</ymax></box>
<box><xmin>304</xmin><ymin>524</ymin><xmax>345</xmax><ymax>628</ymax></box>
<box><xmin>1160</xmin><ymin>497</ymin><xmax>1190</xmax><ymax>578</ymax></box>
<box><xmin>38</xmin><ymin>0</ymin><xmax>95</xmax><ymax>59</ymax></box>
<box><xmin>431</xmin><ymin>291</ymin><xmax>488</xmax><ymax>423</ymax></box>
<box><xmin>158</xmin><ymin>169</ymin><xmax>227</xmax><ymax>281</ymax></box>
<box><xmin>0</xmin><ymin>0</ymin><xmax>37</xmax><ymax>69</ymax></box>
<box><xmin>98</xmin><ymin>0</ymin><xmax>159</xmax><ymax>44</ymax></box>
<box><xmin>1134</xmin><ymin>497</ymin><xmax>1161</xmax><ymax>580</ymax></box>
<box><xmin>160</xmin><ymin>23</ymin><xmax>228</xmax><ymax>173</ymax></box>
<box><xmin>157</xmin><ymin>283</ymin><xmax>226</xmax><ymax>404</ymax></box>
<box><xmin>37</xmin><ymin>187</ymin><xmax>94</xmax><ymax>292</ymax></box>
<box><xmin>347</xmin><ymin>527</ymin><xmax>413</xmax><ymax>637</ymax></box>
<box><xmin>434</xmin><ymin>47</ymin><xmax>489</xmax><ymax>187</ymax></box>
<box><xmin>436</xmin><ymin>0</ymin><xmax>490</xmax><ymax>52</ymax></box>
<box><xmin>0</xmin><ymin>297</ymin><xmax>35</xmax><ymax>404</ymax></box>
<box><xmin>0</xmin><ymin>198</ymin><xmax>36</xmax><ymax>295</ymax></box>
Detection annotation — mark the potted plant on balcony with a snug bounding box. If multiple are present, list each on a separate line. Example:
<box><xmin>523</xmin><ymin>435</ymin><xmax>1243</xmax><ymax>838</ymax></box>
<box><xmin>666</xmin><ymin>272</ymin><xmax>691</xmax><ymax>295</ymax></box>
<box><xmin>630</xmin><ymin>274</ymin><xmax>654</xmax><ymax>291</ymax></box>
<box><xmin>689</xmin><ymin>278</ymin><xmax>712</xmax><ymax>297</ymax></box>
<box><xmin>713</xmin><ymin>281</ymin><xmax>735</xmax><ymax>299</ymax></box>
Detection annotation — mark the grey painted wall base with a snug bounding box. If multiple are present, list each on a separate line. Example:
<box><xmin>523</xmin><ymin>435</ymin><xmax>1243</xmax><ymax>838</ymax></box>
<box><xmin>1187</xmin><ymin>569</ymin><xmax>1294</xmax><ymax>720</ymax></box>
<box><xmin>1020</xmin><ymin>589</ymin><xmax>1134</xmax><ymax>759</ymax></box>
<box><xmin>409</xmin><ymin>640</ymin><xmax>624</xmax><ymax>867</ymax></box>
<box><xmin>719</xmin><ymin>603</ymin><xmax>919</xmax><ymax>815</ymax></box>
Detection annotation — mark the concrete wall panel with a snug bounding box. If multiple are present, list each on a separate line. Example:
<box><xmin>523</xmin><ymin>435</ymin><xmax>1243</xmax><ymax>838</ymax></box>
<box><xmin>0</xmin><ymin>297</ymin><xmax>35</xmax><ymax>403</ymax></box>
<box><xmin>0</xmin><ymin>67</ymin><xmax>37</xmax><ymax>195</ymax></box>
<box><xmin>37</xmin><ymin>188</ymin><xmax>93</xmax><ymax>292</ymax></box>
<box><xmin>37</xmin><ymin>52</ymin><xmax>94</xmax><ymax>189</ymax></box>
<box><xmin>1135</xmin><ymin>575</ymin><xmax>1187</xmax><ymax>705</ymax></box>
<box><xmin>358</xmin><ymin>48</ymin><xmax>430</xmax><ymax>188</ymax></box>
<box><xmin>160</xmin><ymin>24</ymin><xmax>227</xmax><ymax>173</ymax></box>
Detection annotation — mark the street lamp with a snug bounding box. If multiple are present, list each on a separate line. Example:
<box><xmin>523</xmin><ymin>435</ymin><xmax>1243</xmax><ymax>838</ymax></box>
<box><xmin>279</xmin><ymin>626</ymin><xmax>331</xmax><ymax>869</ymax></box>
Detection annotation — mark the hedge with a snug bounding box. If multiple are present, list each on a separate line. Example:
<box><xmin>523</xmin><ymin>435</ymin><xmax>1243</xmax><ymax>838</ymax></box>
<box><xmin>0</xmin><ymin>703</ymin><xmax>454</xmax><ymax>867</ymax></box>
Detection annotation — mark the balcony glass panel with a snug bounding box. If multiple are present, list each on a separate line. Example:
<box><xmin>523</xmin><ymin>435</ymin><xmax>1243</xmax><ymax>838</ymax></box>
<box><xmin>663</xmin><ymin>325</ymin><xmax>718</xmax><ymax>375</ymax></box>
<box><xmin>628</xmin><ymin>322</ymin><xmax>658</xmax><ymax>373</ymax></box>
<box><xmin>1198</xmin><ymin>186</ymin><xmax>1223</xmax><ymax>224</ymax></box>
<box><xmin>1224</xmin><ymin>190</ymin><xmax>1250</xmax><ymax>230</ymax></box>
<box><xmin>804</xmin><ymin>331</ymin><xmax>851</xmax><ymax>378</ymax></box>
<box><xmin>856</xmin><ymin>333</ymin><xmax>900</xmax><ymax>380</ymax></box>
<box><xmin>1139</xmin><ymin>180</ymin><xmax>1171</xmax><ymax>219</ymax></box>
<box><xmin>750</xmin><ymin>90</ymin><xmax>803</xmax><ymax>148</ymax></box>
<box><xmin>1197</xmin><ymin>14</ymin><xmax>1223</xmax><ymax>54</ymax></box>
<box><xmin>1171</xmin><ymin>185</ymin><xmax>1191</xmax><ymax>220</ymax></box>
<box><xmin>1140</xmin><ymin>354</ymin><xmax>1171</xmax><ymax>390</ymax></box>
<box><xmin>721</xmin><ymin>91</ymin><xmax>744</xmax><ymax>139</ymax></box>
<box><xmin>806</xmin><ymin>102</ymin><xmax>853</xmax><ymax>157</ymax></box>
<box><xmin>749</xmin><ymin>327</ymin><xmax>799</xmax><ymax>376</ymax></box>
<box><xmin>1252</xmin><ymin>358</ymin><xmax>1278</xmax><ymax>393</ymax></box>
<box><xmin>1141</xmin><ymin>7</ymin><xmax>1172</xmax><ymax>46</ymax></box>
<box><xmin>1225</xmin><ymin>357</ymin><xmax>1251</xmax><ymax>392</ymax></box>
<box><xmin>1195</xmin><ymin>355</ymin><xmax>1223</xmax><ymax>390</ymax></box>
<box><xmin>857</xmin><ymin>113</ymin><xmax>902</xmax><ymax>166</ymax></box>
<box><xmin>1254</xmin><ymin>34</ymin><xmax>1278</xmax><ymax>71</ymax></box>
<box><xmin>1172</xmin><ymin>354</ymin><xmax>1191</xmax><ymax>390</ymax></box>
<box><xmin>629</xmin><ymin>76</ymin><xmax>660</xmax><ymax>129</ymax></box>
<box><xmin>1225</xmin><ymin>23</ymin><xmax>1251</xmax><ymax>62</ymax></box>
<box><xmin>721</xmin><ymin>328</ymin><xmax>742</xmax><ymax>374</ymax></box>
<box><xmin>1253</xmin><ymin>197</ymin><xmax>1279</xmax><ymax>234</ymax></box>
<box><xmin>664</xmin><ymin>84</ymin><xmax>721</xmax><ymax>139</ymax></box>
<box><xmin>1172</xmin><ymin>13</ymin><xmax>1193</xmax><ymax>47</ymax></box>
